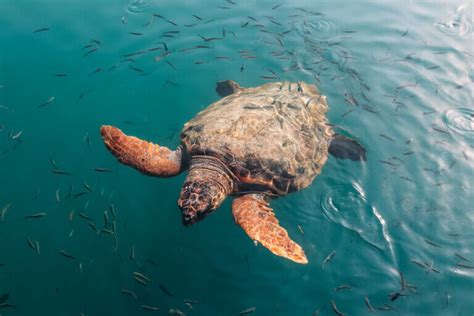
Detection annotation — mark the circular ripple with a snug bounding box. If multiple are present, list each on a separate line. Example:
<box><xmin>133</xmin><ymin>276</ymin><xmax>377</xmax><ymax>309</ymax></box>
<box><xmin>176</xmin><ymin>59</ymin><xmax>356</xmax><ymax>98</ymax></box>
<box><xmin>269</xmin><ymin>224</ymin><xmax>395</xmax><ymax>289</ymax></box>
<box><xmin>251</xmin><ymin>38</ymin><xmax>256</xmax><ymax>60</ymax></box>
<box><xmin>443</xmin><ymin>108</ymin><xmax>474</xmax><ymax>136</ymax></box>
<box><xmin>299</xmin><ymin>17</ymin><xmax>340</xmax><ymax>41</ymax></box>
<box><xmin>320</xmin><ymin>182</ymin><xmax>388</xmax><ymax>250</ymax></box>
<box><xmin>435</xmin><ymin>4</ymin><xmax>472</xmax><ymax>36</ymax></box>
<box><xmin>126</xmin><ymin>0</ymin><xmax>151</xmax><ymax>13</ymax></box>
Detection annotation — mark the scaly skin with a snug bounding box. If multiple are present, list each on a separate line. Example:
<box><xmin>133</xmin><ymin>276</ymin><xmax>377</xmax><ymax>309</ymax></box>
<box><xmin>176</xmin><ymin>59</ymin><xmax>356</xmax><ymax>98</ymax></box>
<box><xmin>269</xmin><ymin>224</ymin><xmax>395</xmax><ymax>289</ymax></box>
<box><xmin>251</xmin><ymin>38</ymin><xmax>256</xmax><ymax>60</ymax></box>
<box><xmin>100</xmin><ymin>125</ymin><xmax>183</xmax><ymax>177</ymax></box>
<box><xmin>177</xmin><ymin>156</ymin><xmax>234</xmax><ymax>225</ymax></box>
<box><xmin>232</xmin><ymin>193</ymin><xmax>308</xmax><ymax>264</ymax></box>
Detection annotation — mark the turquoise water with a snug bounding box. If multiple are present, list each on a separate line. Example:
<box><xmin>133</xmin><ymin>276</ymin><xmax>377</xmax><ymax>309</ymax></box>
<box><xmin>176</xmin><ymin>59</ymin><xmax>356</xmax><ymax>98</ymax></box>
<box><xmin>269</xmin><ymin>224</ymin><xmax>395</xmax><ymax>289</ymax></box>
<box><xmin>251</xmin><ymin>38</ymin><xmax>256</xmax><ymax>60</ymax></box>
<box><xmin>1</xmin><ymin>0</ymin><xmax>473</xmax><ymax>315</ymax></box>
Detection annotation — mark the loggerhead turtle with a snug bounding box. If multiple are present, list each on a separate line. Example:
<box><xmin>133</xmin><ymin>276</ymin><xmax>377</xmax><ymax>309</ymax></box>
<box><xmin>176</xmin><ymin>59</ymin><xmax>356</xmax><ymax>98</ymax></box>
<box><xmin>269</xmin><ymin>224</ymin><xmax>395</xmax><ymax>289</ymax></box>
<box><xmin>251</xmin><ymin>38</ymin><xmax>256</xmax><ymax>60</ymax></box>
<box><xmin>100</xmin><ymin>80</ymin><xmax>366</xmax><ymax>264</ymax></box>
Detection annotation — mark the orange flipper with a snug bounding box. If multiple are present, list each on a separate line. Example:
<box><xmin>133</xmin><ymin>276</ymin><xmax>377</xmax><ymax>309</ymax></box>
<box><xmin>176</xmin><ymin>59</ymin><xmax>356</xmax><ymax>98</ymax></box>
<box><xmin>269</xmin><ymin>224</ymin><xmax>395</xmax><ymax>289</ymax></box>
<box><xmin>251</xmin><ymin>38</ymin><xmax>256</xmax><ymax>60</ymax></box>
<box><xmin>100</xmin><ymin>125</ymin><xmax>183</xmax><ymax>177</ymax></box>
<box><xmin>232</xmin><ymin>194</ymin><xmax>308</xmax><ymax>264</ymax></box>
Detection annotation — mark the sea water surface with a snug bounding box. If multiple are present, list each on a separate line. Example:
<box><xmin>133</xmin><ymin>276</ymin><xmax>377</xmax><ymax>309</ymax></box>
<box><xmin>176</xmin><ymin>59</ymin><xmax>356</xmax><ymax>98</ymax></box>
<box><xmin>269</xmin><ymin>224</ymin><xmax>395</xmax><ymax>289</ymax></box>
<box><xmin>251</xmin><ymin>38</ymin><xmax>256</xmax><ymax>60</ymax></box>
<box><xmin>0</xmin><ymin>0</ymin><xmax>473</xmax><ymax>315</ymax></box>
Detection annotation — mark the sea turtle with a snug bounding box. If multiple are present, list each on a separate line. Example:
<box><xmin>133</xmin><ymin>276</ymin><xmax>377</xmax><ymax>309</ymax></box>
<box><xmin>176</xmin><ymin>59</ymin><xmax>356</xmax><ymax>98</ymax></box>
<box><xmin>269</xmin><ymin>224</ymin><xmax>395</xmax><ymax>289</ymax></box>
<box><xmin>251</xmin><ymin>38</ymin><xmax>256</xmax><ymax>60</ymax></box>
<box><xmin>100</xmin><ymin>80</ymin><xmax>366</xmax><ymax>264</ymax></box>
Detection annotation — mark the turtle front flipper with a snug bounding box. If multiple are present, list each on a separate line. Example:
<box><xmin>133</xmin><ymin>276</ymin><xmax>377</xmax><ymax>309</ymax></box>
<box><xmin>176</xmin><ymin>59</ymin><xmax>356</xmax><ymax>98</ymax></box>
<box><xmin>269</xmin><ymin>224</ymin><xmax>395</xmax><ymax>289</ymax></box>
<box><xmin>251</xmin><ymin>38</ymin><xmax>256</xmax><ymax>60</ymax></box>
<box><xmin>100</xmin><ymin>125</ymin><xmax>183</xmax><ymax>177</ymax></box>
<box><xmin>232</xmin><ymin>193</ymin><xmax>308</xmax><ymax>264</ymax></box>
<box><xmin>215</xmin><ymin>80</ymin><xmax>242</xmax><ymax>97</ymax></box>
<box><xmin>329</xmin><ymin>134</ymin><xmax>367</xmax><ymax>161</ymax></box>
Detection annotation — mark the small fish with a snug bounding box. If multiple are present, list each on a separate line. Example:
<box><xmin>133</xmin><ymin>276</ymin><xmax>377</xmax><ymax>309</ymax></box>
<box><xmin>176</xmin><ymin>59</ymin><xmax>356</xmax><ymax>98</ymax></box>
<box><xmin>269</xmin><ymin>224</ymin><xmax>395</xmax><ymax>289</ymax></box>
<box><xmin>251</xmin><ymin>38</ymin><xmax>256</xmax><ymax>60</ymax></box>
<box><xmin>52</xmin><ymin>169</ymin><xmax>71</xmax><ymax>176</ymax></box>
<box><xmin>376</xmin><ymin>304</ymin><xmax>397</xmax><ymax>311</ymax></box>
<box><xmin>272</xmin><ymin>4</ymin><xmax>282</xmax><ymax>9</ymax></box>
<box><xmin>0</xmin><ymin>293</ymin><xmax>9</xmax><ymax>304</ymax></box>
<box><xmin>78</xmin><ymin>212</ymin><xmax>93</xmax><ymax>221</ymax></box>
<box><xmin>364</xmin><ymin>296</ymin><xmax>375</xmax><ymax>313</ymax></box>
<box><xmin>109</xmin><ymin>204</ymin><xmax>117</xmax><ymax>218</ymax></box>
<box><xmin>401</xmin><ymin>29</ymin><xmax>408</xmax><ymax>36</ymax></box>
<box><xmin>330</xmin><ymin>300</ymin><xmax>345</xmax><ymax>316</ymax></box>
<box><xmin>121</xmin><ymin>289</ymin><xmax>137</xmax><ymax>299</ymax></box>
<box><xmin>456</xmin><ymin>262</ymin><xmax>474</xmax><ymax>269</ymax></box>
<box><xmin>26</xmin><ymin>236</ymin><xmax>37</xmax><ymax>251</ymax></box>
<box><xmin>83</xmin><ymin>182</ymin><xmax>92</xmax><ymax>192</ymax></box>
<box><xmin>297</xmin><ymin>225</ymin><xmax>304</xmax><ymax>235</ymax></box>
<box><xmin>59</xmin><ymin>250</ymin><xmax>75</xmax><ymax>260</ymax></box>
<box><xmin>123</xmin><ymin>50</ymin><xmax>147</xmax><ymax>58</ymax></box>
<box><xmin>83</xmin><ymin>48</ymin><xmax>98</xmax><ymax>57</ymax></box>
<box><xmin>94</xmin><ymin>167</ymin><xmax>112</xmax><ymax>172</ymax></box>
<box><xmin>141</xmin><ymin>305</ymin><xmax>159</xmax><ymax>311</ymax></box>
<box><xmin>53</xmin><ymin>73</ymin><xmax>67</xmax><ymax>77</ymax></box>
<box><xmin>56</xmin><ymin>188</ymin><xmax>61</xmax><ymax>204</ymax></box>
<box><xmin>1</xmin><ymin>203</ymin><xmax>11</xmax><ymax>221</ymax></box>
<box><xmin>454</xmin><ymin>253</ymin><xmax>471</xmax><ymax>262</ymax></box>
<box><xmin>88</xmin><ymin>222</ymin><xmax>98</xmax><ymax>233</ymax></box>
<box><xmin>432</xmin><ymin>127</ymin><xmax>450</xmax><ymax>135</ymax></box>
<box><xmin>169</xmin><ymin>309</ymin><xmax>186</xmax><ymax>316</ymax></box>
<box><xmin>159</xmin><ymin>284</ymin><xmax>173</xmax><ymax>297</ymax></box>
<box><xmin>239</xmin><ymin>307</ymin><xmax>256</xmax><ymax>315</ymax></box>
<box><xmin>411</xmin><ymin>259</ymin><xmax>427</xmax><ymax>268</ymax></box>
<box><xmin>35</xmin><ymin>240</ymin><xmax>41</xmax><ymax>256</ymax></box>
<box><xmin>323</xmin><ymin>250</ymin><xmax>336</xmax><ymax>268</ymax></box>
<box><xmin>134</xmin><ymin>276</ymin><xmax>148</xmax><ymax>287</ymax></box>
<box><xmin>334</xmin><ymin>284</ymin><xmax>351</xmax><ymax>291</ymax></box>
<box><xmin>11</xmin><ymin>129</ymin><xmax>23</xmax><ymax>139</ymax></box>
<box><xmin>130</xmin><ymin>244</ymin><xmax>135</xmax><ymax>261</ymax></box>
<box><xmin>133</xmin><ymin>272</ymin><xmax>151</xmax><ymax>282</ymax></box>
<box><xmin>24</xmin><ymin>212</ymin><xmax>46</xmax><ymax>219</ymax></box>
<box><xmin>379</xmin><ymin>134</ymin><xmax>395</xmax><ymax>142</ymax></box>
<box><xmin>165</xmin><ymin>60</ymin><xmax>176</xmax><ymax>69</ymax></box>
<box><xmin>192</xmin><ymin>14</ymin><xmax>202</xmax><ymax>20</ymax></box>
<box><xmin>68</xmin><ymin>210</ymin><xmax>75</xmax><ymax>222</ymax></box>
<box><xmin>424</xmin><ymin>238</ymin><xmax>442</xmax><ymax>248</ymax></box>
<box><xmin>379</xmin><ymin>160</ymin><xmax>399</xmax><ymax>167</ymax></box>
<box><xmin>73</xmin><ymin>191</ymin><xmax>88</xmax><ymax>199</ymax></box>
<box><xmin>38</xmin><ymin>96</ymin><xmax>55</xmax><ymax>108</ymax></box>
<box><xmin>33</xmin><ymin>27</ymin><xmax>50</xmax><ymax>33</ymax></box>
<box><xmin>100</xmin><ymin>228</ymin><xmax>114</xmax><ymax>235</ymax></box>
<box><xmin>89</xmin><ymin>68</ymin><xmax>102</xmax><ymax>76</ymax></box>
<box><xmin>103</xmin><ymin>210</ymin><xmax>109</xmax><ymax>228</ymax></box>
<box><xmin>423</xmin><ymin>260</ymin><xmax>440</xmax><ymax>274</ymax></box>
<box><xmin>158</xmin><ymin>42</ymin><xmax>169</xmax><ymax>51</ymax></box>
<box><xmin>129</xmin><ymin>32</ymin><xmax>143</xmax><ymax>36</ymax></box>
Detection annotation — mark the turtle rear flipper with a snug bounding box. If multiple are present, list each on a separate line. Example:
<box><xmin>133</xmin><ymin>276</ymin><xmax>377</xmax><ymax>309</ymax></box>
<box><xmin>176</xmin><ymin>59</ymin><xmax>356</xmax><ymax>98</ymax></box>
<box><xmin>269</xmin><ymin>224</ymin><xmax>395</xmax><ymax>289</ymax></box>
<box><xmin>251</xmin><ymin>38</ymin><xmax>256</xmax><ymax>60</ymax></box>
<box><xmin>215</xmin><ymin>80</ymin><xmax>242</xmax><ymax>97</ymax></box>
<box><xmin>232</xmin><ymin>193</ymin><xmax>308</xmax><ymax>264</ymax></box>
<box><xmin>329</xmin><ymin>134</ymin><xmax>366</xmax><ymax>161</ymax></box>
<box><xmin>100</xmin><ymin>125</ymin><xmax>184</xmax><ymax>177</ymax></box>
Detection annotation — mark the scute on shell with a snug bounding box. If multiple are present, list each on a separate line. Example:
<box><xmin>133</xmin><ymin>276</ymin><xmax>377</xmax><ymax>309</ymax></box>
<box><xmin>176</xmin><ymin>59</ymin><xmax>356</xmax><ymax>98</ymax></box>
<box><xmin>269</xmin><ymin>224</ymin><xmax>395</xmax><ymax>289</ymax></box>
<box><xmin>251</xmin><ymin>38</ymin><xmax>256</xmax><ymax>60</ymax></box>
<box><xmin>180</xmin><ymin>81</ymin><xmax>333</xmax><ymax>196</ymax></box>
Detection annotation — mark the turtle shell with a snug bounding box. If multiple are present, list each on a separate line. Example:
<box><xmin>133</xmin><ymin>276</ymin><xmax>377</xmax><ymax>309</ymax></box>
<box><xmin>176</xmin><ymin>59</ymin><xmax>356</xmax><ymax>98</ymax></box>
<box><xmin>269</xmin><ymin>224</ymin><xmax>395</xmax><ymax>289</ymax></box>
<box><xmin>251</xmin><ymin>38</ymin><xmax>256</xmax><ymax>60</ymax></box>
<box><xmin>180</xmin><ymin>81</ymin><xmax>333</xmax><ymax>196</ymax></box>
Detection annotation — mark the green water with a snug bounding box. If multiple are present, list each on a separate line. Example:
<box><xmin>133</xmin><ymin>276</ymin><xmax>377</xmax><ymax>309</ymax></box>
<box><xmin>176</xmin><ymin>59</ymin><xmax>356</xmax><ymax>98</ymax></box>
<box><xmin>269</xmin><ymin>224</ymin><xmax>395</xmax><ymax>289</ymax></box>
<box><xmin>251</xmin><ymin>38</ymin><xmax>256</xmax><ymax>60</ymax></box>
<box><xmin>1</xmin><ymin>0</ymin><xmax>473</xmax><ymax>315</ymax></box>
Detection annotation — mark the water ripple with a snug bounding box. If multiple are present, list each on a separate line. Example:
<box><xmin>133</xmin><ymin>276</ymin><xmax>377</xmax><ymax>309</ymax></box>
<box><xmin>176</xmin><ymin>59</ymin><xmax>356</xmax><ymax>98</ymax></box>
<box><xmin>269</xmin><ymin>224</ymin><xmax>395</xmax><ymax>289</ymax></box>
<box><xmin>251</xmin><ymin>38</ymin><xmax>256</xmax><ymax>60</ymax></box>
<box><xmin>126</xmin><ymin>0</ymin><xmax>151</xmax><ymax>13</ymax></box>
<box><xmin>298</xmin><ymin>16</ymin><xmax>340</xmax><ymax>41</ymax></box>
<box><xmin>443</xmin><ymin>108</ymin><xmax>474</xmax><ymax>137</ymax></box>
<box><xmin>435</xmin><ymin>3</ymin><xmax>472</xmax><ymax>36</ymax></box>
<box><xmin>320</xmin><ymin>182</ymin><xmax>392</xmax><ymax>252</ymax></box>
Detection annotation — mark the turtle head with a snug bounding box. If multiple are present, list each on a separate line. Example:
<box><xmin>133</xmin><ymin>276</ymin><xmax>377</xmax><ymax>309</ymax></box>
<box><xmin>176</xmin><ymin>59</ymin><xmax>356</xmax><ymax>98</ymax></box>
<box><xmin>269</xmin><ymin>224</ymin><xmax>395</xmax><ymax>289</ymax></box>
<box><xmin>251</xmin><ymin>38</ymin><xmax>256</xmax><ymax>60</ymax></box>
<box><xmin>177</xmin><ymin>156</ymin><xmax>234</xmax><ymax>225</ymax></box>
